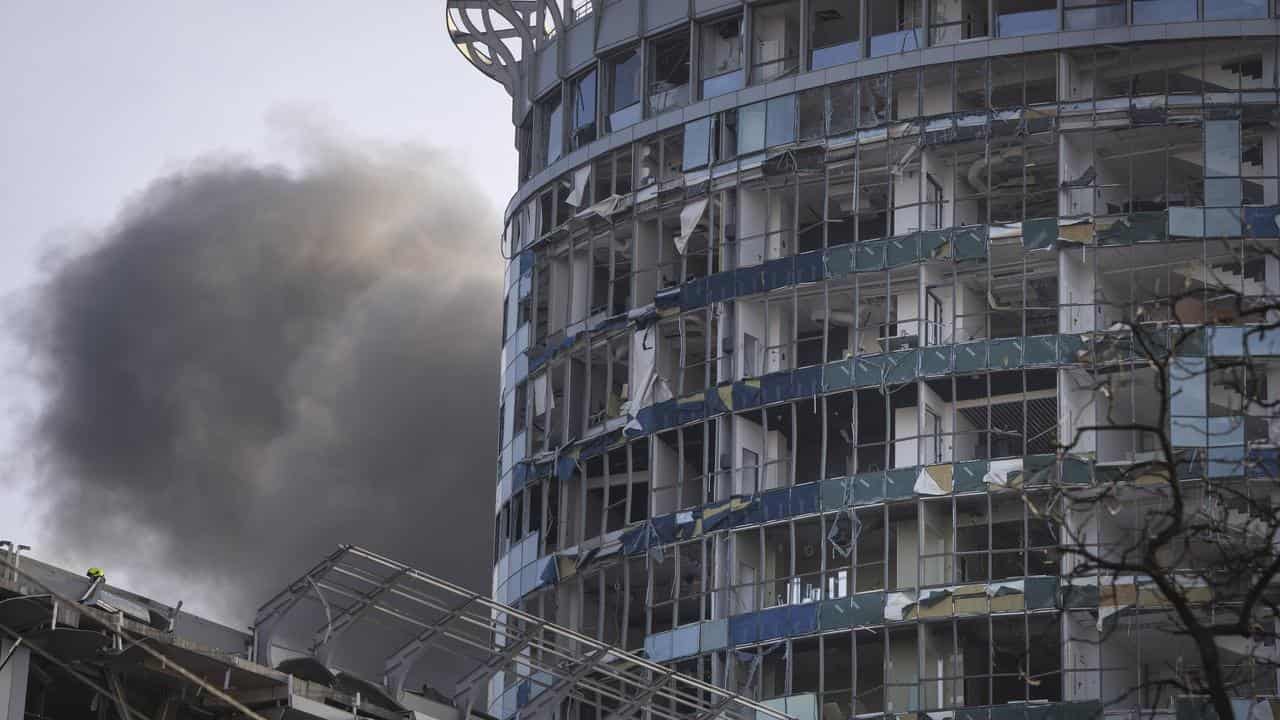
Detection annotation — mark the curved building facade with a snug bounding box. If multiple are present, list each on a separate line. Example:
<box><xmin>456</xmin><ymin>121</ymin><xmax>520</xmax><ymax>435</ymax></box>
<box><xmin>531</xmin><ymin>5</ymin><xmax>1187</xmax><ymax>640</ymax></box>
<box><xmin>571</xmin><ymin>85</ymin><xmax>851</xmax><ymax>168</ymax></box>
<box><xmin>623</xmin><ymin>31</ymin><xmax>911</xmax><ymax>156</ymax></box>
<box><xmin>450</xmin><ymin>2</ymin><xmax>1280</xmax><ymax>719</ymax></box>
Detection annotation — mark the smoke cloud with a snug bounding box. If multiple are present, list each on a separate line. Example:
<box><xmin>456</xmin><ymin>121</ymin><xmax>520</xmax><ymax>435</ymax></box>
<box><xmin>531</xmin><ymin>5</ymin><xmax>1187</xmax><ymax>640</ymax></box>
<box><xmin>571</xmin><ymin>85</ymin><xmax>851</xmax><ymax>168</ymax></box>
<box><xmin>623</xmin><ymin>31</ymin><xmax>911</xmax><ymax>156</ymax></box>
<box><xmin>21</xmin><ymin>125</ymin><xmax>503</xmax><ymax>635</ymax></box>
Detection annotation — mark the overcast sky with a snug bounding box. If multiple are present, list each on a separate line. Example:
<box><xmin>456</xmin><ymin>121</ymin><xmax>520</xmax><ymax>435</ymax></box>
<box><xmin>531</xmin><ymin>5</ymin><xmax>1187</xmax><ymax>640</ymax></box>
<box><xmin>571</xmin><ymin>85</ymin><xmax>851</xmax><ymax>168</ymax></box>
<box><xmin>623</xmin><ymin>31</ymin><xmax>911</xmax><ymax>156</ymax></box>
<box><xmin>0</xmin><ymin>1</ymin><xmax>514</xmax><ymax>627</ymax></box>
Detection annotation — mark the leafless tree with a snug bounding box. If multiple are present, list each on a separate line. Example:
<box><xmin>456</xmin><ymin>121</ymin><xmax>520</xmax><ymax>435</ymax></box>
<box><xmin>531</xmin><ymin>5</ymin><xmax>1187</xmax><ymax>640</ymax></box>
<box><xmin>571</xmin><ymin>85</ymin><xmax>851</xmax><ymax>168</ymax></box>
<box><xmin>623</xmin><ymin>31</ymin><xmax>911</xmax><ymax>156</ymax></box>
<box><xmin>1030</xmin><ymin>244</ymin><xmax>1280</xmax><ymax>720</ymax></box>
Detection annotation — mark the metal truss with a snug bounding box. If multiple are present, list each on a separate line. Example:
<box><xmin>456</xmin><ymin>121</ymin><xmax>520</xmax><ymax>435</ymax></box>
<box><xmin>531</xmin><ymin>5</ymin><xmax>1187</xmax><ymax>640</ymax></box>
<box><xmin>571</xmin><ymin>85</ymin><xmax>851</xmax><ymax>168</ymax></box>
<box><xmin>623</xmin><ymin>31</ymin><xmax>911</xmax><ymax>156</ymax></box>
<box><xmin>254</xmin><ymin>545</ymin><xmax>794</xmax><ymax>720</ymax></box>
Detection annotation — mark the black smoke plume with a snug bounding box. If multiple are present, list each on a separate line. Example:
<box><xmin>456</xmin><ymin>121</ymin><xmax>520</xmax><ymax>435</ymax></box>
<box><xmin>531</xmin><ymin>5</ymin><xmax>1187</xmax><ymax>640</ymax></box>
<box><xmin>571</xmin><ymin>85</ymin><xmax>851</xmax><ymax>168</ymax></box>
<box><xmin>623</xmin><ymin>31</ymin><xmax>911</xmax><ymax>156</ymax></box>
<box><xmin>22</xmin><ymin>129</ymin><xmax>502</xmax><ymax>641</ymax></box>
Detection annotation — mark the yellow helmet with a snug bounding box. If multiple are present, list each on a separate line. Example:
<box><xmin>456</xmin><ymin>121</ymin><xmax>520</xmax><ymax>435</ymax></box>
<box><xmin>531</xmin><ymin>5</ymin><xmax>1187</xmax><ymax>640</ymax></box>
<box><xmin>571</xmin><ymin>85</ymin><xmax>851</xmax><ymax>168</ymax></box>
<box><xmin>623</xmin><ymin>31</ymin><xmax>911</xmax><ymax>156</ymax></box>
<box><xmin>86</xmin><ymin>567</ymin><xmax>104</xmax><ymax>579</ymax></box>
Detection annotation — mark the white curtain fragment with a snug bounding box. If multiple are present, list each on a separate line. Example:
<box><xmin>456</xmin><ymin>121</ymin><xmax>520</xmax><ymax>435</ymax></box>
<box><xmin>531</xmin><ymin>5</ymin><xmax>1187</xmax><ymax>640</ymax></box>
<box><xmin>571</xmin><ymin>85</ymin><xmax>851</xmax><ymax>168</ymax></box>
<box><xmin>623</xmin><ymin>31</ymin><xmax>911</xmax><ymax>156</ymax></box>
<box><xmin>676</xmin><ymin>198</ymin><xmax>709</xmax><ymax>255</ymax></box>
<box><xmin>567</xmin><ymin>165</ymin><xmax>592</xmax><ymax>207</ymax></box>
<box><xmin>532</xmin><ymin>374</ymin><xmax>552</xmax><ymax>415</ymax></box>
<box><xmin>983</xmin><ymin>458</ymin><xmax>1022</xmax><ymax>487</ymax></box>
<box><xmin>586</xmin><ymin>194</ymin><xmax>624</xmax><ymax>219</ymax></box>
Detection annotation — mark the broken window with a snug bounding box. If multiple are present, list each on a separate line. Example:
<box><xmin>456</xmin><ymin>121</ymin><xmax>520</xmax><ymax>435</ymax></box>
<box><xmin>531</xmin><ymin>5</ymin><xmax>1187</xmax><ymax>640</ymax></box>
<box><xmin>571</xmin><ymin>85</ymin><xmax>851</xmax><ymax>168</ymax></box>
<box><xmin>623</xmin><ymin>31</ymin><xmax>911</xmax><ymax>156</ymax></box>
<box><xmin>823</xmin><ymin>511</ymin><xmax>853</xmax><ymax>596</ymax></box>
<box><xmin>930</xmin><ymin>0</ymin><xmax>989</xmax><ymax>44</ymax></box>
<box><xmin>717</xmin><ymin>107</ymin><xmax>740</xmax><ymax>161</ymax></box>
<box><xmin>955</xmin><ymin>59</ymin><xmax>987</xmax><ymax>113</ymax></box>
<box><xmin>700</xmin><ymin>14</ymin><xmax>744</xmax><ymax>98</ymax></box>
<box><xmin>639</xmin><ymin>128</ymin><xmax>684</xmax><ymax>186</ymax></box>
<box><xmin>764</xmin><ymin>404</ymin><xmax>795</xmax><ymax>488</ymax></box>
<box><xmin>885</xmin><ymin>625</ymin><xmax>917</xmax><ymax>711</ymax></box>
<box><xmin>762</xmin><ymin>523</ymin><xmax>793</xmax><ymax>607</ymax></box>
<box><xmin>517</xmin><ymin>116</ymin><xmax>533</xmax><ymax>183</ymax></box>
<box><xmin>991</xmin><ymin>52</ymin><xmax>1056</xmax><ymax>108</ymax></box>
<box><xmin>859</xmin><ymin>74</ymin><xmax>888</xmax><ymax>128</ymax></box>
<box><xmin>1059</xmin><ymin>124</ymin><xmax>1202</xmax><ymax>218</ymax></box>
<box><xmin>738</xmin><ymin>181</ymin><xmax>795</xmax><ymax>267</ymax></box>
<box><xmin>649</xmin><ymin>31</ymin><xmax>690</xmax><ymax>114</ymax></box>
<box><xmin>921</xmin><ymin>621</ymin><xmax>961</xmax><ymax>709</ymax></box>
<box><xmin>957</xmin><ymin>617</ymin><xmax>991</xmax><ymax>704</ymax></box>
<box><xmin>828</xmin><ymin>80</ymin><xmax>857</xmax><ymax>135</ymax></box>
<box><xmin>855</xmin><ymin>628</ymin><xmax>886</xmax><ymax>713</ymax></box>
<box><xmin>825</xmin><ymin>393</ymin><xmax>855</xmax><ymax>478</ymax></box>
<box><xmin>856</xmin><ymin>143</ymin><xmax>890</xmax><ymax>240</ymax></box>
<box><xmin>810</xmin><ymin>0</ymin><xmax>861</xmax><ymax>70</ymax></box>
<box><xmin>513</xmin><ymin>379</ymin><xmax>529</xmax><ymax>439</ymax></box>
<box><xmin>893</xmin><ymin>69</ymin><xmax>920</xmax><ymax>120</ymax></box>
<box><xmin>606</xmin><ymin>47</ymin><xmax>642</xmax><ymax>131</ymax></box>
<box><xmin>732</xmin><ymin>526</ymin><xmax>762</xmax><ymax>613</ymax></box>
<box><xmin>538</xmin><ymin>88</ymin><xmax>564</xmax><ymax>168</ymax></box>
<box><xmin>649</xmin><ymin>550</ymin><xmax>676</xmax><ymax>633</ymax></box>
<box><xmin>826</xmin><ymin>163</ymin><xmax>856</xmax><ymax>246</ymax></box>
<box><xmin>922</xmin><ymin>63</ymin><xmax>953</xmax><ymax>116</ymax></box>
<box><xmin>674</xmin><ymin>539</ymin><xmax>709</xmax><ymax>625</ymax></box>
<box><xmin>854</xmin><ymin>506</ymin><xmax>887</xmax><ymax>590</ymax></box>
<box><xmin>868</xmin><ymin>0</ymin><xmax>923</xmax><ymax>57</ymax></box>
<box><xmin>570</xmin><ymin>68</ymin><xmax>597</xmax><ymax>150</ymax></box>
<box><xmin>797</xmin><ymin>88</ymin><xmax>826</xmax><ymax>141</ymax></box>
<box><xmin>751</xmin><ymin>1</ymin><xmax>801</xmax><ymax>84</ymax></box>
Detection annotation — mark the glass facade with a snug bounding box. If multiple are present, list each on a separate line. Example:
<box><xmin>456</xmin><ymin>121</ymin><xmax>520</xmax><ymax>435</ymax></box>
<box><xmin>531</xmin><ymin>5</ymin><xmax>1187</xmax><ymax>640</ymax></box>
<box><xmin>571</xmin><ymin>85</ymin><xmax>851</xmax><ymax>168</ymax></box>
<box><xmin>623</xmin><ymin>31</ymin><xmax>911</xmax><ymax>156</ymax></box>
<box><xmin>455</xmin><ymin>5</ymin><xmax>1280</xmax><ymax>719</ymax></box>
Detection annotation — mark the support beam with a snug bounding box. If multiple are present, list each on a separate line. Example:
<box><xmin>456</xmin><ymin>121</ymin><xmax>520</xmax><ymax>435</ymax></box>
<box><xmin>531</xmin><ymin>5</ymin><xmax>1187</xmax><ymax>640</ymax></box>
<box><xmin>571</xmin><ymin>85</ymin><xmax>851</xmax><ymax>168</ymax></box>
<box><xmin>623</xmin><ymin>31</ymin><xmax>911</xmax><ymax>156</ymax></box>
<box><xmin>603</xmin><ymin>667</ymin><xmax>677</xmax><ymax>720</ymax></box>
<box><xmin>106</xmin><ymin>671</ymin><xmax>132</xmax><ymax>720</ymax></box>
<box><xmin>448</xmin><ymin>619</ymin><xmax>543</xmax><ymax>704</ymax></box>
<box><xmin>312</xmin><ymin>569</ymin><xmax>408</xmax><ymax>660</ymax></box>
<box><xmin>518</xmin><ymin>645</ymin><xmax>609</xmax><ymax>720</ymax></box>
<box><xmin>0</xmin><ymin>638</ymin><xmax>29</xmax><ymax>720</ymax></box>
<box><xmin>384</xmin><ymin>596</ymin><xmax>482</xmax><ymax>694</ymax></box>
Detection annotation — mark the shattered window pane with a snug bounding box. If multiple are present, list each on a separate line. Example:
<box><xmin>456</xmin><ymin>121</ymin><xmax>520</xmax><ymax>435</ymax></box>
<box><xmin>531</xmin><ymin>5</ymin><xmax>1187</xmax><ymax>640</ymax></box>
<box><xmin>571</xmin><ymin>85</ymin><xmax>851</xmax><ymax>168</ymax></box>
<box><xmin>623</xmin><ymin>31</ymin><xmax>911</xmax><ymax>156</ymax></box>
<box><xmin>607</xmin><ymin>47</ymin><xmax>642</xmax><ymax>130</ymax></box>
<box><xmin>570</xmin><ymin>69</ymin><xmax>597</xmax><ymax>150</ymax></box>
<box><xmin>650</xmin><ymin>31</ymin><xmax>690</xmax><ymax>114</ymax></box>
<box><xmin>810</xmin><ymin>0</ymin><xmax>861</xmax><ymax>70</ymax></box>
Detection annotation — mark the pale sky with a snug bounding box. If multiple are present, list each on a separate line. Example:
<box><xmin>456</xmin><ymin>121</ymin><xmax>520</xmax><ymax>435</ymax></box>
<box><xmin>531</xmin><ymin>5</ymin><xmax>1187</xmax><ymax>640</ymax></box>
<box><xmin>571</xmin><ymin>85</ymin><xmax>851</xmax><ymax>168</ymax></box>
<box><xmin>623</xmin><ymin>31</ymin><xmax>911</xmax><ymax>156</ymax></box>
<box><xmin>0</xmin><ymin>1</ymin><xmax>514</xmax><ymax>608</ymax></box>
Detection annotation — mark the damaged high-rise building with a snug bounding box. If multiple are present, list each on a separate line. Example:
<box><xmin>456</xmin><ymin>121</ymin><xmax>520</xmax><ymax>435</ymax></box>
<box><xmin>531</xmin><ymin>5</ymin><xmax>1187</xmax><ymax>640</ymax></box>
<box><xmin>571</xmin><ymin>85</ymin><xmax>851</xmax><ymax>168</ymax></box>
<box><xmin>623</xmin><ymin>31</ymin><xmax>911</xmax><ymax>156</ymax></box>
<box><xmin>451</xmin><ymin>2</ymin><xmax>1280</xmax><ymax>720</ymax></box>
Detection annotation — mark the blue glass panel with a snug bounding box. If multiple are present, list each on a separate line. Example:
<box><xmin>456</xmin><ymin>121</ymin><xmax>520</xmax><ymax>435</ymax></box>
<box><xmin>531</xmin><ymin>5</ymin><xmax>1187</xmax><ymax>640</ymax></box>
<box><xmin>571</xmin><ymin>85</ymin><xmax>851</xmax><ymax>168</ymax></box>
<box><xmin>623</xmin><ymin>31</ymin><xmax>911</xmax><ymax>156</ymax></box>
<box><xmin>811</xmin><ymin>41</ymin><xmax>861</xmax><ymax>70</ymax></box>
<box><xmin>646</xmin><ymin>630</ymin><xmax>674</xmax><ymax>662</ymax></box>
<box><xmin>703</xmin><ymin>69</ymin><xmax>744</xmax><ymax>99</ymax></box>
<box><xmin>1205</xmin><ymin>0</ymin><xmax>1268</xmax><ymax>19</ymax></box>
<box><xmin>997</xmin><ymin>9</ymin><xmax>1057</xmax><ymax>37</ymax></box>
<box><xmin>1209</xmin><ymin>326</ymin><xmax>1245</xmax><ymax>357</ymax></box>
<box><xmin>766</xmin><ymin>95</ymin><xmax>797</xmax><ymax>149</ymax></box>
<box><xmin>869</xmin><ymin>28</ymin><xmax>923</xmax><ymax>57</ymax></box>
<box><xmin>1171</xmin><ymin>417</ymin><xmax>1208</xmax><ymax>446</ymax></box>
<box><xmin>1207</xmin><ymin>416</ymin><xmax>1246</xmax><ymax>447</ymax></box>
<box><xmin>738</xmin><ymin>101</ymin><xmax>767</xmax><ymax>156</ymax></box>
<box><xmin>1205</xmin><ymin>121</ymin><xmax>1241</xmax><ymax>179</ymax></box>
<box><xmin>700</xmin><ymin>618</ymin><xmax>729</xmax><ymax>651</ymax></box>
<box><xmin>672</xmin><ymin>623</ymin><xmax>701</xmax><ymax>658</ymax></box>
<box><xmin>1133</xmin><ymin>0</ymin><xmax>1197</xmax><ymax>23</ymax></box>
<box><xmin>1205</xmin><ymin>208</ymin><xmax>1242</xmax><ymax>237</ymax></box>
<box><xmin>1169</xmin><ymin>207</ymin><xmax>1205</xmax><ymax>238</ymax></box>
<box><xmin>1065</xmin><ymin>4</ymin><xmax>1126</xmax><ymax>29</ymax></box>
<box><xmin>1169</xmin><ymin>357</ymin><xmax>1207</xmax><ymax>417</ymax></box>
<box><xmin>1209</xmin><ymin>445</ymin><xmax>1247</xmax><ymax>478</ymax></box>
<box><xmin>1245</xmin><ymin>326</ymin><xmax>1280</xmax><ymax>356</ymax></box>
<box><xmin>683</xmin><ymin>116</ymin><xmax>713</xmax><ymax>171</ymax></box>
<box><xmin>608</xmin><ymin>103</ymin><xmax>642</xmax><ymax>132</ymax></box>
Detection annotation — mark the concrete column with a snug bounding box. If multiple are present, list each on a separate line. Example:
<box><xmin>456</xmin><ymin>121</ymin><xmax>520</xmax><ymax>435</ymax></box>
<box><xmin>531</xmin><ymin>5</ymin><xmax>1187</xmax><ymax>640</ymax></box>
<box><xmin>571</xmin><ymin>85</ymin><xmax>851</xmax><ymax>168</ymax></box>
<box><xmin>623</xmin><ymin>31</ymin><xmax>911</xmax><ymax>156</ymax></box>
<box><xmin>0</xmin><ymin>638</ymin><xmax>30</xmax><ymax>720</ymax></box>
